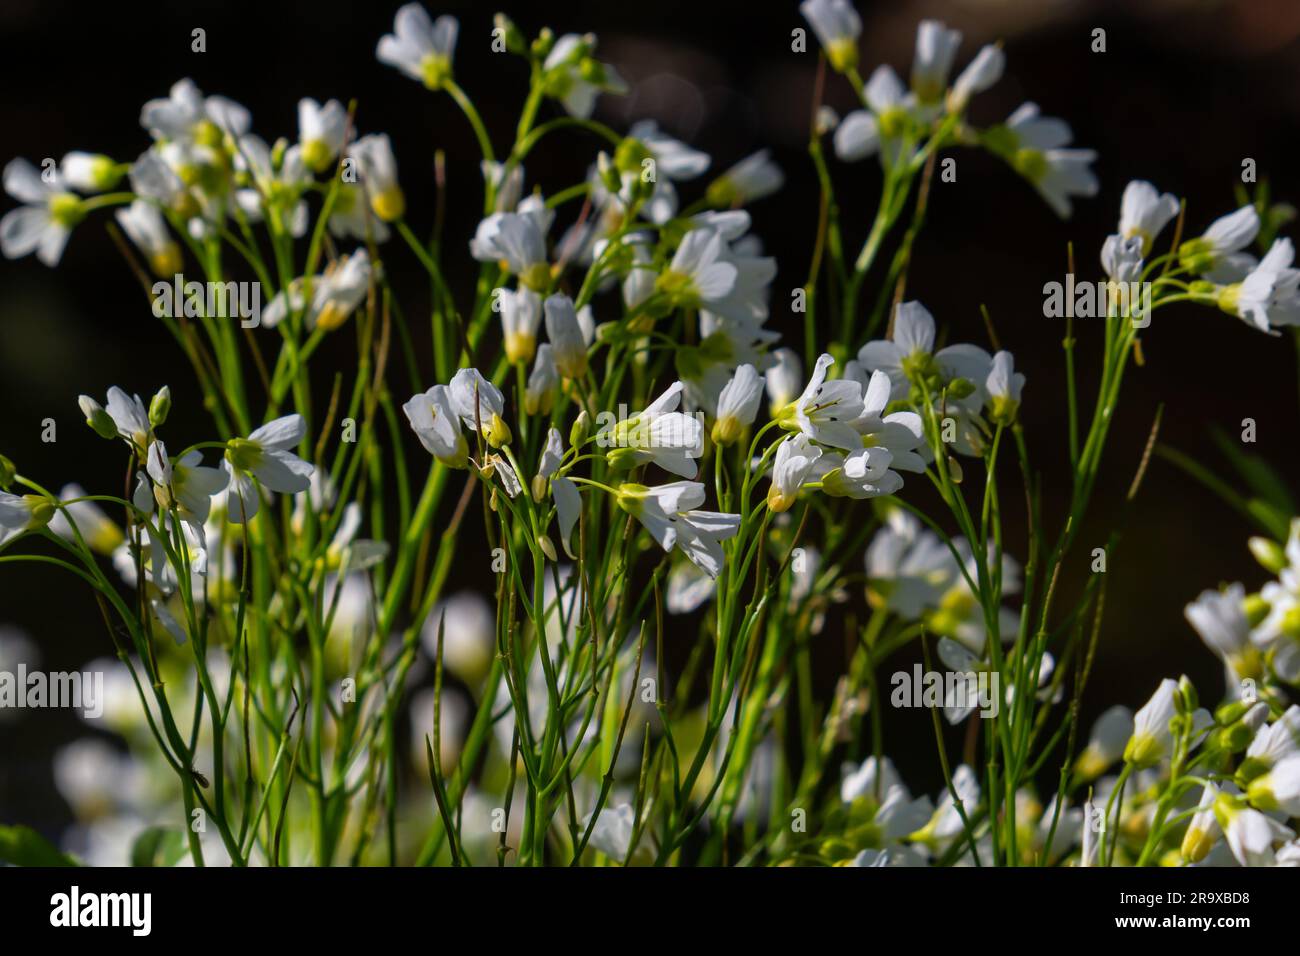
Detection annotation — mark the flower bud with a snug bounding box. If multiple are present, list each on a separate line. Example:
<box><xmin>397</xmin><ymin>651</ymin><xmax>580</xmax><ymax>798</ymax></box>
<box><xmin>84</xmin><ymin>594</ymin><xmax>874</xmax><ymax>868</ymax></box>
<box><xmin>1248</xmin><ymin>536</ymin><xmax>1287</xmax><ymax>574</ymax></box>
<box><xmin>149</xmin><ymin>385</ymin><xmax>172</xmax><ymax>428</ymax></box>
<box><xmin>0</xmin><ymin>454</ymin><xmax>14</xmax><ymax>490</ymax></box>
<box><xmin>79</xmin><ymin>395</ymin><xmax>119</xmax><ymax>440</ymax></box>
<box><xmin>569</xmin><ymin>410</ymin><xmax>590</xmax><ymax>448</ymax></box>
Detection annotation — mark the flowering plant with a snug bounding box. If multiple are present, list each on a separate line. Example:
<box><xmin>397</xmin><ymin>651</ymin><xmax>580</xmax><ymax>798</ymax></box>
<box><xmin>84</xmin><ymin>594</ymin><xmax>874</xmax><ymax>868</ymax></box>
<box><xmin>3</xmin><ymin>0</ymin><xmax>1300</xmax><ymax>868</ymax></box>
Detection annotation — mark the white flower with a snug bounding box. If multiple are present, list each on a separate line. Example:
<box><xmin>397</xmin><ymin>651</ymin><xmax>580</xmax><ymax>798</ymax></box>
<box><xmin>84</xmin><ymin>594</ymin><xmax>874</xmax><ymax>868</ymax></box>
<box><xmin>47</xmin><ymin>484</ymin><xmax>123</xmax><ymax>556</ymax></box>
<box><xmin>448</xmin><ymin>367</ymin><xmax>511</xmax><ymax>447</ymax></box>
<box><xmin>799</xmin><ymin>0</ymin><xmax>861</xmax><ymax>73</ymax></box>
<box><xmin>1185</xmin><ymin>583</ymin><xmax>1254</xmax><ymax>677</ymax></box>
<box><xmin>1219</xmin><ymin>237</ymin><xmax>1300</xmax><ymax>333</ymax></box>
<box><xmin>764</xmin><ymin>348</ymin><xmax>803</xmax><ymax>415</ymax></box>
<box><xmin>911</xmin><ymin>20</ymin><xmax>962</xmax><ymax>104</ymax></box>
<box><xmin>618</xmin><ymin>120</ymin><xmax>710</xmax><ymax>224</ymax></box>
<box><xmin>840</xmin><ymin>755</ymin><xmax>903</xmax><ymax>804</ymax></box>
<box><xmin>541</xmin><ymin>34</ymin><xmax>627</xmax><ymax>119</ymax></box>
<box><xmin>297</xmin><ymin>98</ymin><xmax>349</xmax><ymax>172</ymax></box>
<box><xmin>349</xmin><ymin>133</ymin><xmax>404</xmax><ymax>223</ymax></box>
<box><xmin>1075</xmin><ymin>705</ymin><xmax>1133</xmax><ymax>780</ymax></box>
<box><xmin>327</xmin><ymin>180</ymin><xmax>389</xmax><ymax>243</ymax></box>
<box><xmin>1119</xmin><ymin>180</ymin><xmax>1180</xmax><ymax>255</ymax></box>
<box><xmin>139</xmin><ymin>78</ymin><xmax>250</xmax><ymax>144</ymax></box>
<box><xmin>1101</xmin><ymin>233</ymin><xmax>1145</xmax><ymax>284</ymax></box>
<box><xmin>377</xmin><ymin>4</ymin><xmax>458</xmax><ymax>89</ymax></box>
<box><xmin>233</xmin><ymin>134</ymin><xmax>310</xmax><ymax>236</ymax></box>
<box><xmin>59</xmin><ymin>152</ymin><xmax>122</xmax><ymax>193</ymax></box>
<box><xmin>666</xmin><ymin>559</ymin><xmax>716</xmax><ymax>614</ymax></box>
<box><xmin>857</xmin><ymin>301</ymin><xmax>991</xmax><ymax>404</ymax></box>
<box><xmin>1215</xmin><ymin>791</ymin><xmax>1295</xmax><ymax>866</ymax></box>
<box><xmin>223</xmin><ymin>415</ymin><xmax>315</xmax><ymax>523</ymax></box>
<box><xmin>127</xmin><ymin>149</ymin><xmax>197</xmax><ymax>224</ymax></box>
<box><xmin>1124</xmin><ymin>678</ymin><xmax>1179</xmax><ymax>768</ymax></box>
<box><xmin>1246</xmin><ymin>753</ymin><xmax>1300</xmax><ymax>816</ymax></box>
<box><xmin>984</xmin><ymin>350</ymin><xmax>1025</xmax><ymax>425</ymax></box>
<box><xmin>1</xmin><ymin>158</ymin><xmax>84</xmax><ymax>266</ymax></box>
<box><xmin>403</xmin><ymin>384</ymin><xmax>468</xmax><ymax>468</ymax></box>
<box><xmin>102</xmin><ymin>386</ymin><xmax>154</xmax><ymax>451</ymax></box>
<box><xmin>707</xmin><ymin>150</ymin><xmax>784</xmax><ymax>207</ymax></box>
<box><xmin>498</xmin><ymin>287</ymin><xmax>543</xmax><ymax>365</ymax></box>
<box><xmin>616</xmin><ymin>481</ymin><xmax>740</xmax><ymax>579</ymax></box>
<box><xmin>993</xmin><ymin>103</ymin><xmax>1097</xmax><ymax>218</ymax></box>
<box><xmin>146</xmin><ymin>441</ymin><xmax>229</xmax><ymax>528</ymax></box>
<box><xmin>849</xmin><ymin>366</ymin><xmax>926</xmax><ymax>472</ymax></box>
<box><xmin>947</xmin><ymin>44</ymin><xmax>1004</xmax><ymax>113</ymax></box>
<box><xmin>1179</xmin><ymin>205</ymin><xmax>1260</xmax><ymax>283</ymax></box>
<box><xmin>865</xmin><ymin>509</ymin><xmax>957</xmax><ymax>619</ymax></box>
<box><xmin>601</xmin><ymin>382</ymin><xmax>704</xmax><ymax>479</ymax></box>
<box><xmin>1245</xmin><ymin>706</ymin><xmax>1300</xmax><ymax>772</ymax></box>
<box><xmin>264</xmin><ymin>249</ymin><xmax>372</xmax><ymax>331</ymax></box>
<box><xmin>814</xmin><ymin>447</ymin><xmax>902</xmax><ymax>499</ymax></box>
<box><xmin>1181</xmin><ymin>783</ymin><xmax>1224</xmax><ymax>864</ymax></box>
<box><xmin>525</xmin><ymin>344</ymin><xmax>559</xmax><ymax>415</ymax></box>
<box><xmin>544</xmin><ymin>293</ymin><xmax>593</xmax><ymax>379</ymax></box>
<box><xmin>471</xmin><ymin>204</ymin><xmax>552</xmax><ymax>291</ymax></box>
<box><xmin>0</xmin><ymin>492</ymin><xmax>55</xmax><ymax>548</ymax></box>
<box><xmin>1251</xmin><ymin>563</ymin><xmax>1300</xmax><ymax>683</ymax></box>
<box><xmin>114</xmin><ymin>200</ymin><xmax>181</xmax><ymax>279</ymax></box>
<box><xmin>656</xmin><ymin>227</ymin><xmax>738</xmax><ymax>309</ymax></box>
<box><xmin>833</xmin><ymin>66</ymin><xmax>918</xmax><ymax>168</ymax></box>
<box><xmin>767</xmin><ymin>434</ymin><xmax>822</xmax><ymax>513</ymax></box>
<box><xmin>782</xmin><ymin>353</ymin><xmax>864</xmax><ymax>451</ymax></box>
<box><xmin>712</xmin><ymin>364</ymin><xmax>764</xmax><ymax>445</ymax></box>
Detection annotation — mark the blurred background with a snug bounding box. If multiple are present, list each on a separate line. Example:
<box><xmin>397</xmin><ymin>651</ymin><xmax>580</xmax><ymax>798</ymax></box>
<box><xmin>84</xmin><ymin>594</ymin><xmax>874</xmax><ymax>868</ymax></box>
<box><xmin>3</xmin><ymin>0</ymin><xmax>1300</xmax><ymax>849</ymax></box>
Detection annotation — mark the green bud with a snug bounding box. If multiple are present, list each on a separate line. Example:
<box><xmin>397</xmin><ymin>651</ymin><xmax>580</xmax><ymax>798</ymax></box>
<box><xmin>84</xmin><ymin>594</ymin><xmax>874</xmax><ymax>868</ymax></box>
<box><xmin>569</xmin><ymin>410</ymin><xmax>590</xmax><ymax>448</ymax></box>
<box><xmin>0</xmin><ymin>454</ymin><xmax>14</xmax><ymax>490</ymax></box>
<box><xmin>1215</xmin><ymin>699</ymin><xmax>1252</xmax><ymax>727</ymax></box>
<box><xmin>530</xmin><ymin>28</ymin><xmax>555</xmax><ymax>60</ymax></box>
<box><xmin>1248</xmin><ymin>536</ymin><xmax>1287</xmax><ymax>574</ymax></box>
<box><xmin>79</xmin><ymin>395</ymin><xmax>118</xmax><ymax>440</ymax></box>
<box><xmin>149</xmin><ymin>385</ymin><xmax>172</xmax><ymax>428</ymax></box>
<box><xmin>596</xmin><ymin>151</ymin><xmax>622</xmax><ymax>197</ymax></box>
<box><xmin>1176</xmin><ymin>675</ymin><xmax>1198</xmax><ymax>715</ymax></box>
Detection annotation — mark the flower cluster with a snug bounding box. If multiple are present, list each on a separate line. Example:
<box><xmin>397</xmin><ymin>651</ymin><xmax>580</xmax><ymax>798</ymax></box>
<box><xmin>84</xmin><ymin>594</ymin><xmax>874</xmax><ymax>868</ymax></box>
<box><xmin>2</xmin><ymin>2</ymin><xmax>1299</xmax><ymax>869</ymax></box>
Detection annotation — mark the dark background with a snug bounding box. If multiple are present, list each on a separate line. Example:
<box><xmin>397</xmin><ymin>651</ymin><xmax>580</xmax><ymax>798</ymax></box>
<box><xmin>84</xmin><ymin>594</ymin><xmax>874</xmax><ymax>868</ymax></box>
<box><xmin>3</xmin><ymin>0</ymin><xmax>1300</xmax><ymax>839</ymax></box>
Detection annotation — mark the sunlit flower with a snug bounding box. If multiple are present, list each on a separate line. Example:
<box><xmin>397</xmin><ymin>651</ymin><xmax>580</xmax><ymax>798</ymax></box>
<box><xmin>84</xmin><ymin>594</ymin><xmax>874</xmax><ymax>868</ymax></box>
<box><xmin>1</xmin><ymin>158</ymin><xmax>84</xmax><ymax>266</ymax></box>
<box><xmin>377</xmin><ymin>4</ymin><xmax>458</xmax><ymax>90</ymax></box>
<box><xmin>223</xmin><ymin>415</ymin><xmax>315</xmax><ymax>523</ymax></box>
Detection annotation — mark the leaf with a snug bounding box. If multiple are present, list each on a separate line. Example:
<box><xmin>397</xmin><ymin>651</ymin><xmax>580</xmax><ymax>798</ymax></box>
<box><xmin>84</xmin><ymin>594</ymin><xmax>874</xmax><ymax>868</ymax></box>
<box><xmin>129</xmin><ymin>825</ymin><xmax>188</xmax><ymax>867</ymax></box>
<box><xmin>0</xmin><ymin>825</ymin><xmax>79</xmax><ymax>867</ymax></box>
